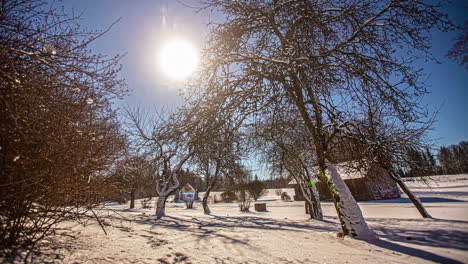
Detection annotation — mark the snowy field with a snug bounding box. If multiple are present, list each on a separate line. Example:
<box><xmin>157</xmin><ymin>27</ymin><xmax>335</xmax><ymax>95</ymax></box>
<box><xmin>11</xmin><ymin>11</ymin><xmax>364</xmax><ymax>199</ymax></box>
<box><xmin>25</xmin><ymin>174</ymin><xmax>468</xmax><ymax>264</ymax></box>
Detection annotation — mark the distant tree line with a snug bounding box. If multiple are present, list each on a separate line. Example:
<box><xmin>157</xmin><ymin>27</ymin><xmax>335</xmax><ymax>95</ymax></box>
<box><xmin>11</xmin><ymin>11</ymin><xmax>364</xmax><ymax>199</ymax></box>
<box><xmin>438</xmin><ymin>141</ymin><xmax>468</xmax><ymax>175</ymax></box>
<box><xmin>177</xmin><ymin>168</ymin><xmax>290</xmax><ymax>193</ymax></box>
<box><xmin>400</xmin><ymin>141</ymin><xmax>468</xmax><ymax>177</ymax></box>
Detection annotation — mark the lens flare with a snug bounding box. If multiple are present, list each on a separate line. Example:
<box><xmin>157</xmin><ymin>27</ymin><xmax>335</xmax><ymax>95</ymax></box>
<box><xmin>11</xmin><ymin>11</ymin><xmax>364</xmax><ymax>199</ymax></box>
<box><xmin>159</xmin><ymin>39</ymin><xmax>198</xmax><ymax>80</ymax></box>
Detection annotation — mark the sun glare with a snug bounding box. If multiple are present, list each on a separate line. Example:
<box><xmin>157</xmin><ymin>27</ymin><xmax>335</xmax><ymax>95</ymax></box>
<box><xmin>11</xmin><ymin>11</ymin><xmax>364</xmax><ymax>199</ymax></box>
<box><xmin>158</xmin><ymin>39</ymin><xmax>198</xmax><ymax>81</ymax></box>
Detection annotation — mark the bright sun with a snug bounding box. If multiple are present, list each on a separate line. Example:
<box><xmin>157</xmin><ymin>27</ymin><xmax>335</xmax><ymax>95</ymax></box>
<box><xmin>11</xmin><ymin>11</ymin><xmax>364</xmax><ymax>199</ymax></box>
<box><xmin>158</xmin><ymin>39</ymin><xmax>198</xmax><ymax>81</ymax></box>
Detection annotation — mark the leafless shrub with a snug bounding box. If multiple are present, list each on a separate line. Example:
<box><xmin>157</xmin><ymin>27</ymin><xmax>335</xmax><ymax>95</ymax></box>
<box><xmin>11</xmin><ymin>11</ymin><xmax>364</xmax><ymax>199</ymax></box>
<box><xmin>220</xmin><ymin>190</ymin><xmax>237</xmax><ymax>203</ymax></box>
<box><xmin>245</xmin><ymin>180</ymin><xmax>267</xmax><ymax>201</ymax></box>
<box><xmin>275</xmin><ymin>189</ymin><xmax>283</xmax><ymax>196</ymax></box>
<box><xmin>213</xmin><ymin>194</ymin><xmax>220</xmax><ymax>204</ymax></box>
<box><xmin>0</xmin><ymin>0</ymin><xmax>127</xmax><ymax>257</ymax></box>
<box><xmin>238</xmin><ymin>190</ymin><xmax>251</xmax><ymax>212</ymax></box>
<box><xmin>185</xmin><ymin>198</ymin><xmax>195</xmax><ymax>209</ymax></box>
<box><xmin>281</xmin><ymin>192</ymin><xmax>292</xmax><ymax>202</ymax></box>
<box><xmin>140</xmin><ymin>199</ymin><xmax>152</xmax><ymax>209</ymax></box>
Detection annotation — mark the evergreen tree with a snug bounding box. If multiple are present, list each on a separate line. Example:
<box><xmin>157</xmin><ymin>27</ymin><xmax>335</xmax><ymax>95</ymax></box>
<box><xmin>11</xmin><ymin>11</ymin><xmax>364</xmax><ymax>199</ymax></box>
<box><xmin>438</xmin><ymin>146</ymin><xmax>455</xmax><ymax>174</ymax></box>
<box><xmin>437</xmin><ymin>142</ymin><xmax>468</xmax><ymax>174</ymax></box>
<box><xmin>425</xmin><ymin>148</ymin><xmax>439</xmax><ymax>175</ymax></box>
<box><xmin>458</xmin><ymin>141</ymin><xmax>468</xmax><ymax>172</ymax></box>
<box><xmin>407</xmin><ymin>148</ymin><xmax>425</xmax><ymax>177</ymax></box>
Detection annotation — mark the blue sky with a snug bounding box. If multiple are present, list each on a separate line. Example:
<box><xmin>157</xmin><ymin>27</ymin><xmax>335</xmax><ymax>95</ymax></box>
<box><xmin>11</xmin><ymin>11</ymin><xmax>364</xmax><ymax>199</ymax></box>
<box><xmin>422</xmin><ymin>1</ymin><xmax>468</xmax><ymax>147</ymax></box>
<box><xmin>64</xmin><ymin>0</ymin><xmax>467</xmax><ymax>149</ymax></box>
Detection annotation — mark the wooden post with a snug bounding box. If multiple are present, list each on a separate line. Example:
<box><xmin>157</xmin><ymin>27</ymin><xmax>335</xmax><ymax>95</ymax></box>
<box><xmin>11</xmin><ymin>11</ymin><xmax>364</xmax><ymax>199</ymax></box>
<box><xmin>254</xmin><ymin>203</ymin><xmax>267</xmax><ymax>212</ymax></box>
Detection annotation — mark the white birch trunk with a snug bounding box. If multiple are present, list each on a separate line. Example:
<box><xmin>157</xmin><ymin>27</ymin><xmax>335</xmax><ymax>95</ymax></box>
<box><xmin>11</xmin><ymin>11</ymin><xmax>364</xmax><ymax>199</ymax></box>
<box><xmin>325</xmin><ymin>163</ymin><xmax>378</xmax><ymax>241</ymax></box>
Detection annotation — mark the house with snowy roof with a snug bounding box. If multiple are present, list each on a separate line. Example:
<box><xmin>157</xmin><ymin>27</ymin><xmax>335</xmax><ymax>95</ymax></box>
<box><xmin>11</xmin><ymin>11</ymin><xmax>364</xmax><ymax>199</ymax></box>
<box><xmin>289</xmin><ymin>164</ymin><xmax>400</xmax><ymax>201</ymax></box>
<box><xmin>180</xmin><ymin>183</ymin><xmax>197</xmax><ymax>201</ymax></box>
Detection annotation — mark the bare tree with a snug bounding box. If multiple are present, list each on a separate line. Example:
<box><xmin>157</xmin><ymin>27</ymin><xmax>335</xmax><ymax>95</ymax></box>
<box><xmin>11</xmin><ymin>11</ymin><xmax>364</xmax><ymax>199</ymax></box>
<box><xmin>0</xmin><ymin>0</ymin><xmax>127</xmax><ymax>257</ymax></box>
<box><xmin>248</xmin><ymin>100</ymin><xmax>324</xmax><ymax>218</ymax></box>
<box><xmin>187</xmin><ymin>0</ymin><xmax>452</xmax><ymax>239</ymax></box>
<box><xmin>447</xmin><ymin>21</ymin><xmax>468</xmax><ymax>68</ymax></box>
<box><xmin>283</xmin><ymin>152</ymin><xmax>323</xmax><ymax>220</ymax></box>
<box><xmin>125</xmin><ymin>107</ymin><xmax>195</xmax><ymax>219</ymax></box>
<box><xmin>190</xmin><ymin>116</ymin><xmax>243</xmax><ymax>214</ymax></box>
<box><xmin>253</xmin><ymin>111</ymin><xmax>323</xmax><ymax>219</ymax></box>
<box><xmin>113</xmin><ymin>155</ymin><xmax>156</xmax><ymax>209</ymax></box>
<box><xmin>154</xmin><ymin>152</ymin><xmax>193</xmax><ymax>218</ymax></box>
<box><xmin>320</xmin><ymin>70</ymin><xmax>435</xmax><ymax>218</ymax></box>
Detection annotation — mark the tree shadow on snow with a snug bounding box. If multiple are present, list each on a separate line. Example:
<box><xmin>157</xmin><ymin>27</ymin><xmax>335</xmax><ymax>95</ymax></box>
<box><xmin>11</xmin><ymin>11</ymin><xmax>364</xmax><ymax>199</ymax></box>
<box><xmin>107</xmin><ymin>213</ymin><xmax>338</xmax><ymax>247</ymax></box>
<box><xmin>371</xmin><ymin>240</ymin><xmax>464</xmax><ymax>264</ymax></box>
<box><xmin>373</xmin><ymin>219</ymin><xmax>468</xmax><ymax>251</ymax></box>
<box><xmin>162</xmin><ymin>215</ymin><xmax>338</xmax><ymax>246</ymax></box>
<box><xmin>5</xmin><ymin>229</ymin><xmax>80</xmax><ymax>264</ymax></box>
<box><xmin>321</xmin><ymin>215</ymin><xmax>468</xmax><ymax>263</ymax></box>
<box><xmin>160</xmin><ymin>214</ymin><xmax>336</xmax><ymax>233</ymax></box>
<box><xmin>359</xmin><ymin>197</ymin><xmax>466</xmax><ymax>203</ymax></box>
<box><xmin>409</xmin><ymin>184</ymin><xmax>468</xmax><ymax>189</ymax></box>
<box><xmin>104</xmin><ymin>212</ymin><xmax>467</xmax><ymax>263</ymax></box>
<box><xmin>367</xmin><ymin>217</ymin><xmax>467</xmax><ymax>264</ymax></box>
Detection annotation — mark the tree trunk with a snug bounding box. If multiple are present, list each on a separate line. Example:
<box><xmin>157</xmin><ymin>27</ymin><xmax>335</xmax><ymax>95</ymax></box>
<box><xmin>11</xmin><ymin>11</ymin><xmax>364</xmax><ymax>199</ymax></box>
<box><xmin>284</xmin><ymin>165</ymin><xmax>323</xmax><ymax>219</ymax></box>
<box><xmin>309</xmin><ymin>184</ymin><xmax>323</xmax><ymax>219</ymax></box>
<box><xmin>202</xmin><ymin>178</ymin><xmax>217</xmax><ymax>214</ymax></box>
<box><xmin>321</xmin><ymin>163</ymin><xmax>377</xmax><ymax>240</ymax></box>
<box><xmin>173</xmin><ymin>189</ymin><xmax>180</xmax><ymax>203</ymax></box>
<box><xmin>305</xmin><ymin>200</ymin><xmax>314</xmax><ymax>218</ymax></box>
<box><xmin>156</xmin><ymin>196</ymin><xmax>167</xmax><ymax>219</ymax></box>
<box><xmin>287</xmin><ymin>71</ymin><xmax>374</xmax><ymax>238</ymax></box>
<box><xmin>389</xmin><ymin>172</ymin><xmax>432</xmax><ymax>218</ymax></box>
<box><xmin>202</xmin><ymin>195</ymin><xmax>211</xmax><ymax>214</ymax></box>
<box><xmin>185</xmin><ymin>199</ymin><xmax>194</xmax><ymax>209</ymax></box>
<box><xmin>302</xmin><ymin>165</ymin><xmax>323</xmax><ymax>219</ymax></box>
<box><xmin>130</xmin><ymin>190</ymin><xmax>135</xmax><ymax>209</ymax></box>
<box><xmin>153</xmin><ymin>152</ymin><xmax>193</xmax><ymax>219</ymax></box>
<box><xmin>300</xmin><ymin>184</ymin><xmax>322</xmax><ymax>220</ymax></box>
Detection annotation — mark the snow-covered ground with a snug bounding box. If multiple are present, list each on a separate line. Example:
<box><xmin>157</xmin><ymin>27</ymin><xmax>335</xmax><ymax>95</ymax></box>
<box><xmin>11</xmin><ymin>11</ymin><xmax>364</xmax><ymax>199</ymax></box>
<box><xmin>27</xmin><ymin>174</ymin><xmax>468</xmax><ymax>263</ymax></box>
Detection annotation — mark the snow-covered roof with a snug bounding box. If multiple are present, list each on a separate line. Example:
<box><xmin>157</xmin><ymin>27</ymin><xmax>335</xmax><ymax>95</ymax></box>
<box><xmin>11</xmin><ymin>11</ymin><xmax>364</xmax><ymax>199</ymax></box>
<box><xmin>181</xmin><ymin>183</ymin><xmax>196</xmax><ymax>192</ymax></box>
<box><xmin>288</xmin><ymin>163</ymin><xmax>366</xmax><ymax>185</ymax></box>
<box><xmin>327</xmin><ymin>165</ymin><xmax>364</xmax><ymax>180</ymax></box>
<box><xmin>288</xmin><ymin>179</ymin><xmax>298</xmax><ymax>185</ymax></box>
